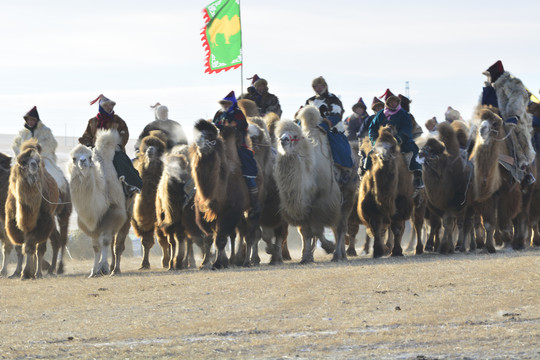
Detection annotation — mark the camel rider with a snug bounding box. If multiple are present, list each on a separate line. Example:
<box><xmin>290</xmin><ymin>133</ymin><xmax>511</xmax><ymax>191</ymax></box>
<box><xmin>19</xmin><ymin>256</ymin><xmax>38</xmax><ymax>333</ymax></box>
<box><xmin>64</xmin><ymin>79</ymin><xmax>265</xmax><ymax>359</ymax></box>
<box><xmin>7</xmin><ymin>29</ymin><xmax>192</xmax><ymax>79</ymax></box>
<box><xmin>345</xmin><ymin>97</ymin><xmax>370</xmax><ymax>142</ymax></box>
<box><xmin>79</xmin><ymin>94</ymin><xmax>142</xmax><ymax>197</ymax></box>
<box><xmin>482</xmin><ymin>60</ymin><xmax>536</xmax><ymax>185</ymax></box>
<box><xmin>213</xmin><ymin>91</ymin><xmax>261</xmax><ymax>219</ymax></box>
<box><xmin>305</xmin><ymin>76</ymin><xmax>354</xmax><ymax>186</ymax></box>
<box><xmin>366</xmin><ymin>89</ymin><xmax>424</xmax><ymax>189</ymax></box>
<box><xmin>240</xmin><ymin>74</ymin><xmax>283</xmax><ymax>117</ymax></box>
<box><xmin>12</xmin><ymin>106</ymin><xmax>68</xmax><ymax>193</ymax></box>
<box><xmin>135</xmin><ymin>103</ymin><xmax>188</xmax><ymax>153</ymax></box>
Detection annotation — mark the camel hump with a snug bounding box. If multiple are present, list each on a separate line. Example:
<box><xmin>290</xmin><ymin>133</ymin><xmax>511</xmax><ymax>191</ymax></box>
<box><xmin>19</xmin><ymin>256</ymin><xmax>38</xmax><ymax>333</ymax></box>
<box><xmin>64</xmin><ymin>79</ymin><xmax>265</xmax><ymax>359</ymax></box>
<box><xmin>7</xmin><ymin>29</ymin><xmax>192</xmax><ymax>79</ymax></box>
<box><xmin>20</xmin><ymin>138</ymin><xmax>41</xmax><ymax>154</ymax></box>
<box><xmin>437</xmin><ymin>122</ymin><xmax>460</xmax><ymax>157</ymax></box>
<box><xmin>238</xmin><ymin>99</ymin><xmax>260</xmax><ymax>118</ymax></box>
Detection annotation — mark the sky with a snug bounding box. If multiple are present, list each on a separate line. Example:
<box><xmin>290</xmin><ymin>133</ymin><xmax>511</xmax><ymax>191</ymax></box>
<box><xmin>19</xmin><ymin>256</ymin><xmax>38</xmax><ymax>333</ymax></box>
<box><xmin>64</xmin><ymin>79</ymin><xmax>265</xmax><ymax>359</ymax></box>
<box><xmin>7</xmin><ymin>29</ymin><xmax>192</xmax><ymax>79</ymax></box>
<box><xmin>1</xmin><ymin>0</ymin><xmax>540</xmax><ymax>147</ymax></box>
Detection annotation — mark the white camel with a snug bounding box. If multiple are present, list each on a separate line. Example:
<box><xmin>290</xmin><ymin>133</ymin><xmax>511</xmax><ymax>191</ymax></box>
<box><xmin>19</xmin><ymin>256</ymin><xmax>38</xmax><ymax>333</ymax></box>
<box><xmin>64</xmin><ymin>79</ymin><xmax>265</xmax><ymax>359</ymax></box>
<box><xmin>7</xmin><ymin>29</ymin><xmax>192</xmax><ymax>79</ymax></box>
<box><xmin>274</xmin><ymin>105</ymin><xmax>355</xmax><ymax>263</ymax></box>
<box><xmin>68</xmin><ymin>129</ymin><xmax>131</xmax><ymax>277</ymax></box>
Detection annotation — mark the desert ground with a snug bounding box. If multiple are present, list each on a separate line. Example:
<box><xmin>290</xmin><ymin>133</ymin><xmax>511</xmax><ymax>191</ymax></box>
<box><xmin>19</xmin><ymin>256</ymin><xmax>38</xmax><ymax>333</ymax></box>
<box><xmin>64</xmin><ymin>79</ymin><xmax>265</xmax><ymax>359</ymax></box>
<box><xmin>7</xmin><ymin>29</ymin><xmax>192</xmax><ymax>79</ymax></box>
<box><xmin>1</xmin><ymin>134</ymin><xmax>540</xmax><ymax>359</ymax></box>
<box><xmin>1</xmin><ymin>244</ymin><xmax>540</xmax><ymax>360</ymax></box>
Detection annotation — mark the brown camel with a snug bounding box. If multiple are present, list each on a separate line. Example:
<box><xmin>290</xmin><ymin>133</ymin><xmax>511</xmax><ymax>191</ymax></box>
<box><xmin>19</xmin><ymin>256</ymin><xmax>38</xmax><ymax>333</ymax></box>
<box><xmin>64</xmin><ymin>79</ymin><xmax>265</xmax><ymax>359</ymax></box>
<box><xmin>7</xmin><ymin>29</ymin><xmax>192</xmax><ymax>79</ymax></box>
<box><xmin>155</xmin><ymin>145</ymin><xmax>213</xmax><ymax>270</ymax></box>
<box><xmin>357</xmin><ymin>126</ymin><xmax>414</xmax><ymax>258</ymax></box>
<box><xmin>464</xmin><ymin>107</ymin><xmax>522</xmax><ymax>253</ymax></box>
<box><xmin>190</xmin><ymin>119</ymin><xmax>262</xmax><ymax>269</ymax></box>
<box><xmin>131</xmin><ymin>132</ymin><xmax>167</xmax><ymax>270</ymax></box>
<box><xmin>5</xmin><ymin>139</ymin><xmax>59</xmax><ymax>279</ymax></box>
<box><xmin>418</xmin><ymin>121</ymin><xmax>473</xmax><ymax>254</ymax></box>
<box><xmin>274</xmin><ymin>106</ymin><xmax>357</xmax><ymax>263</ymax></box>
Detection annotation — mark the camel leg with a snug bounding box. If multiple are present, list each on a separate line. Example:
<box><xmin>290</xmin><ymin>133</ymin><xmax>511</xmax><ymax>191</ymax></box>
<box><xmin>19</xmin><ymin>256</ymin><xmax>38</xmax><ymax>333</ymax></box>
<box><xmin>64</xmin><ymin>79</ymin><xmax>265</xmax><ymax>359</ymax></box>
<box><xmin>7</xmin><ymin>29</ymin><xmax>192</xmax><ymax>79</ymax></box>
<box><xmin>512</xmin><ymin>209</ymin><xmax>530</xmax><ymax>251</ymax></box>
<box><xmin>269</xmin><ymin>224</ymin><xmax>287</xmax><ymax>265</ymax></box>
<box><xmin>174</xmin><ymin>233</ymin><xmax>186</xmax><ymax>270</ymax></box>
<box><xmin>299</xmin><ymin>227</ymin><xmax>314</xmax><ymax>264</ymax></box>
<box><xmin>48</xmin><ymin>228</ymin><xmax>61</xmax><ymax>276</ymax></box>
<box><xmin>438</xmin><ymin>215</ymin><xmax>456</xmax><ymax>254</ymax></box>
<box><xmin>198</xmin><ymin>235</ymin><xmax>214</xmax><ymax>270</ymax></box>
<box><xmin>139</xmin><ymin>232</ymin><xmax>156</xmax><ymax>270</ymax></box>
<box><xmin>21</xmin><ymin>241</ymin><xmax>37</xmax><ymax>280</ymax></box>
<box><xmin>318</xmin><ymin>231</ymin><xmax>335</xmax><ymax>254</ymax></box>
<box><xmin>111</xmin><ymin>218</ymin><xmax>130</xmax><ymax>276</ymax></box>
<box><xmin>212</xmin><ymin>232</ymin><xmax>230</xmax><ymax>270</ymax></box>
<box><xmin>372</xmin><ymin>220</ymin><xmax>386</xmax><ymax>259</ymax></box>
<box><xmin>35</xmin><ymin>241</ymin><xmax>47</xmax><ymax>279</ymax></box>
<box><xmin>390</xmin><ymin>221</ymin><xmax>404</xmax><ymax>257</ymax></box>
<box><xmin>1</xmin><ymin>240</ymin><xmax>14</xmax><ymax>277</ymax></box>
<box><xmin>9</xmin><ymin>245</ymin><xmax>23</xmax><ymax>279</ymax></box>
<box><xmin>362</xmin><ymin>233</ymin><xmax>371</xmax><ymax>256</ymax></box>
<box><xmin>346</xmin><ymin>220</ymin><xmax>360</xmax><ymax>257</ymax></box>
<box><xmin>186</xmin><ymin>237</ymin><xmax>196</xmax><ymax>269</ymax></box>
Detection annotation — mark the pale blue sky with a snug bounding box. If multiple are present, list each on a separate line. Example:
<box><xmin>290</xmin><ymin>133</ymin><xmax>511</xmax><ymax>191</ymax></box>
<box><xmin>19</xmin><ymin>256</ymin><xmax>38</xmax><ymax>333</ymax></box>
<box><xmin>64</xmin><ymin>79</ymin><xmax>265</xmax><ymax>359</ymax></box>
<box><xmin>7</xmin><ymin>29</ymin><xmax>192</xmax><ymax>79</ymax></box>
<box><xmin>1</xmin><ymin>0</ymin><xmax>539</xmax><ymax>144</ymax></box>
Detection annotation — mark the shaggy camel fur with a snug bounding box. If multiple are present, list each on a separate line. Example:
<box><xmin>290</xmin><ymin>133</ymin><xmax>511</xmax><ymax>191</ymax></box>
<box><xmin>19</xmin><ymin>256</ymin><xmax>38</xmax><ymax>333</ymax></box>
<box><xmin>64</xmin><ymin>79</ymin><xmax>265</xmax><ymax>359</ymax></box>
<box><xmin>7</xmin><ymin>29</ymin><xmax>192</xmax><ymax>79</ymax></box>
<box><xmin>465</xmin><ymin>107</ymin><xmax>522</xmax><ymax>253</ymax></box>
<box><xmin>69</xmin><ymin>130</ymin><xmax>132</xmax><ymax>277</ymax></box>
<box><xmin>5</xmin><ymin>139</ymin><xmax>59</xmax><ymax>279</ymax></box>
<box><xmin>131</xmin><ymin>133</ymin><xmax>167</xmax><ymax>270</ymax></box>
<box><xmin>357</xmin><ymin>126</ymin><xmax>414</xmax><ymax>258</ymax></box>
<box><xmin>274</xmin><ymin>106</ymin><xmax>357</xmax><ymax>263</ymax></box>
<box><xmin>419</xmin><ymin>122</ymin><xmax>473</xmax><ymax>254</ymax></box>
<box><xmin>190</xmin><ymin>119</ymin><xmax>262</xmax><ymax>269</ymax></box>
<box><xmin>155</xmin><ymin>145</ymin><xmax>213</xmax><ymax>270</ymax></box>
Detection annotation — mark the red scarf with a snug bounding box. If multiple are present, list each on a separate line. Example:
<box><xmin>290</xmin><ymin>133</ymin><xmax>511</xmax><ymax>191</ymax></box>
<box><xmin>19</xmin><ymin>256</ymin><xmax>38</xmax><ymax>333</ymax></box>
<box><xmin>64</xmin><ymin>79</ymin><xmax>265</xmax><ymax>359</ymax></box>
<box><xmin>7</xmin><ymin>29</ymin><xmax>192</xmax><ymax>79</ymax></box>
<box><xmin>96</xmin><ymin>112</ymin><xmax>114</xmax><ymax>129</ymax></box>
<box><xmin>384</xmin><ymin>105</ymin><xmax>402</xmax><ymax>120</ymax></box>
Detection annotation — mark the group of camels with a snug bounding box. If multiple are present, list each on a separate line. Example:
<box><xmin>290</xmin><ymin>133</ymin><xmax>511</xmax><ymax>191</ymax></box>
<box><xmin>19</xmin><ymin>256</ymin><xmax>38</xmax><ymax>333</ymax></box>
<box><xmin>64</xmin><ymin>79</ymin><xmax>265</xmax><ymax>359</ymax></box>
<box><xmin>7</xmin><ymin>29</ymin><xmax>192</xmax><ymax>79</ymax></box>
<box><xmin>1</xmin><ymin>99</ymin><xmax>539</xmax><ymax>279</ymax></box>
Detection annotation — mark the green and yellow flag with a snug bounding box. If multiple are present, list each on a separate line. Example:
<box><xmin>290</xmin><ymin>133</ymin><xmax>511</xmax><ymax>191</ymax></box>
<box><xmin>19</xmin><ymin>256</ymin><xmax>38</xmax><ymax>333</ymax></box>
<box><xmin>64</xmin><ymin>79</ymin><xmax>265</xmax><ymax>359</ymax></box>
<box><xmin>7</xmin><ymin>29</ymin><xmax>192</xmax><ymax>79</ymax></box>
<box><xmin>201</xmin><ymin>0</ymin><xmax>242</xmax><ymax>74</ymax></box>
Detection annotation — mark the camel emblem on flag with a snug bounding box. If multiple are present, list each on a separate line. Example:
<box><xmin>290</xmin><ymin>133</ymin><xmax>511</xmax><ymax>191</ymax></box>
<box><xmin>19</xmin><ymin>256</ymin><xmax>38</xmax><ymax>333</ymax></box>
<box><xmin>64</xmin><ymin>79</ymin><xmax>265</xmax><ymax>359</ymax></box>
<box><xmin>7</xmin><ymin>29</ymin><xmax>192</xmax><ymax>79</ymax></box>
<box><xmin>208</xmin><ymin>14</ymin><xmax>240</xmax><ymax>46</ymax></box>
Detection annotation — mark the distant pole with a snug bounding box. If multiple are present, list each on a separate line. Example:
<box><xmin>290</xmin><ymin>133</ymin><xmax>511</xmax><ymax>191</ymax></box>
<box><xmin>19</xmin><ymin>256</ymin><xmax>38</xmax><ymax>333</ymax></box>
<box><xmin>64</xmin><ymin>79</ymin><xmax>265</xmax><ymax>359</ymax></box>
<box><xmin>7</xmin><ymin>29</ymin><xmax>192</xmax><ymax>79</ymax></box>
<box><xmin>65</xmin><ymin>123</ymin><xmax>67</xmax><ymax>146</ymax></box>
<box><xmin>239</xmin><ymin>0</ymin><xmax>244</xmax><ymax>96</ymax></box>
<box><xmin>405</xmin><ymin>81</ymin><xmax>410</xmax><ymax>99</ymax></box>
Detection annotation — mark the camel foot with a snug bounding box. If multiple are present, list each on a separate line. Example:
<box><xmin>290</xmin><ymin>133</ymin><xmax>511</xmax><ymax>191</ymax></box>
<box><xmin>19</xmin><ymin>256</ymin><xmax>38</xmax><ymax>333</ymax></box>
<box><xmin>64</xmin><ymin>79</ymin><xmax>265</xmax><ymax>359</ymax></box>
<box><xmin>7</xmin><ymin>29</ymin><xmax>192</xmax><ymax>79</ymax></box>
<box><xmin>212</xmin><ymin>257</ymin><xmax>229</xmax><ymax>270</ymax></box>
<box><xmin>282</xmin><ymin>251</ymin><xmax>292</xmax><ymax>261</ymax></box>
<box><xmin>346</xmin><ymin>247</ymin><xmax>358</xmax><ymax>257</ymax></box>
<box><xmin>415</xmin><ymin>245</ymin><xmax>424</xmax><ymax>255</ymax></box>
<box><xmin>269</xmin><ymin>257</ymin><xmax>283</xmax><ymax>266</ymax></box>
<box><xmin>139</xmin><ymin>263</ymin><xmax>151</xmax><ymax>270</ymax></box>
<box><xmin>299</xmin><ymin>255</ymin><xmax>314</xmax><ymax>264</ymax></box>
<box><xmin>424</xmin><ymin>242</ymin><xmax>434</xmax><ymax>252</ymax></box>
<box><xmin>533</xmin><ymin>237</ymin><xmax>540</xmax><ymax>247</ymax></box>
<box><xmin>511</xmin><ymin>241</ymin><xmax>525</xmax><ymax>251</ymax></box>
<box><xmin>110</xmin><ymin>269</ymin><xmax>121</xmax><ymax>276</ymax></box>
<box><xmin>373</xmin><ymin>245</ymin><xmax>385</xmax><ymax>258</ymax></box>
<box><xmin>437</xmin><ymin>241</ymin><xmax>454</xmax><ymax>255</ymax></box>
<box><xmin>8</xmin><ymin>271</ymin><xmax>21</xmax><ymax>279</ymax></box>
<box><xmin>321</xmin><ymin>242</ymin><xmax>335</xmax><ymax>254</ymax></box>
<box><xmin>57</xmin><ymin>263</ymin><xmax>64</xmax><ymax>275</ymax></box>
<box><xmin>484</xmin><ymin>245</ymin><xmax>496</xmax><ymax>254</ymax></box>
<box><xmin>391</xmin><ymin>248</ymin><xmax>403</xmax><ymax>257</ymax></box>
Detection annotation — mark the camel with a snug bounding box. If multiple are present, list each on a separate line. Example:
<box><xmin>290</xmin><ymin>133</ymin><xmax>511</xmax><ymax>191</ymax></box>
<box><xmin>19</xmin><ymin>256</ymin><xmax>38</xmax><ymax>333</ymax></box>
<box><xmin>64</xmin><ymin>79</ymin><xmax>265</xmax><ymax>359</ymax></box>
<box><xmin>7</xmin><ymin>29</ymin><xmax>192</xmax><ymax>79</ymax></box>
<box><xmin>5</xmin><ymin>139</ymin><xmax>59</xmax><ymax>279</ymax></box>
<box><xmin>464</xmin><ymin>107</ymin><xmax>522</xmax><ymax>253</ymax></box>
<box><xmin>68</xmin><ymin>129</ymin><xmax>132</xmax><ymax>277</ymax></box>
<box><xmin>155</xmin><ymin>145</ymin><xmax>213</xmax><ymax>270</ymax></box>
<box><xmin>274</xmin><ymin>105</ymin><xmax>357</xmax><ymax>263</ymax></box>
<box><xmin>247</xmin><ymin>117</ymin><xmax>289</xmax><ymax>265</ymax></box>
<box><xmin>418</xmin><ymin>121</ymin><xmax>474</xmax><ymax>254</ymax></box>
<box><xmin>357</xmin><ymin>126</ymin><xmax>414</xmax><ymax>258</ymax></box>
<box><xmin>190</xmin><ymin>119</ymin><xmax>262</xmax><ymax>269</ymax></box>
<box><xmin>131</xmin><ymin>132</ymin><xmax>167</xmax><ymax>270</ymax></box>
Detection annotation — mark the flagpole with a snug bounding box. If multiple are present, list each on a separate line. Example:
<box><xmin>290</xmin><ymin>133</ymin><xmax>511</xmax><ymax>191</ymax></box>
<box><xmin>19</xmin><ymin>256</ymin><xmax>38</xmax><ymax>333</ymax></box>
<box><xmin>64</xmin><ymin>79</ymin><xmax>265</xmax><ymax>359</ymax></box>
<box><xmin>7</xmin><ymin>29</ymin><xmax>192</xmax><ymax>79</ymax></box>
<box><xmin>239</xmin><ymin>0</ymin><xmax>244</xmax><ymax>97</ymax></box>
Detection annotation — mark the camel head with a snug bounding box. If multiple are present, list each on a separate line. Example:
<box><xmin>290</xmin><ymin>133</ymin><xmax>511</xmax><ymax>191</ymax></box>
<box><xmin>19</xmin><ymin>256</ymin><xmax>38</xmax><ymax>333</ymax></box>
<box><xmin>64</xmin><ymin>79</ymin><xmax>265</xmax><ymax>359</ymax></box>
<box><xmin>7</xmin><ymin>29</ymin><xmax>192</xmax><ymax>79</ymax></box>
<box><xmin>193</xmin><ymin>119</ymin><xmax>219</xmax><ymax>155</ymax></box>
<box><xmin>373</xmin><ymin>126</ymin><xmax>398</xmax><ymax>162</ymax></box>
<box><xmin>69</xmin><ymin>144</ymin><xmax>94</xmax><ymax>177</ymax></box>
<box><xmin>476</xmin><ymin>107</ymin><xmax>503</xmax><ymax>143</ymax></box>
<box><xmin>139</xmin><ymin>134</ymin><xmax>166</xmax><ymax>162</ymax></box>
<box><xmin>275</xmin><ymin>120</ymin><xmax>304</xmax><ymax>155</ymax></box>
<box><xmin>15</xmin><ymin>145</ymin><xmax>42</xmax><ymax>185</ymax></box>
<box><xmin>296</xmin><ymin>105</ymin><xmax>322</xmax><ymax>133</ymax></box>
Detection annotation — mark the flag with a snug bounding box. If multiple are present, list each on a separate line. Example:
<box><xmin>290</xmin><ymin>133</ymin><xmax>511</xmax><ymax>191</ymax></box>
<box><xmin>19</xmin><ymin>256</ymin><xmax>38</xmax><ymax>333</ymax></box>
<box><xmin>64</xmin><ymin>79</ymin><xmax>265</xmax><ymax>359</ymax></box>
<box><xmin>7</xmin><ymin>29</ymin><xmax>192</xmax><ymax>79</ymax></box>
<box><xmin>201</xmin><ymin>0</ymin><xmax>242</xmax><ymax>74</ymax></box>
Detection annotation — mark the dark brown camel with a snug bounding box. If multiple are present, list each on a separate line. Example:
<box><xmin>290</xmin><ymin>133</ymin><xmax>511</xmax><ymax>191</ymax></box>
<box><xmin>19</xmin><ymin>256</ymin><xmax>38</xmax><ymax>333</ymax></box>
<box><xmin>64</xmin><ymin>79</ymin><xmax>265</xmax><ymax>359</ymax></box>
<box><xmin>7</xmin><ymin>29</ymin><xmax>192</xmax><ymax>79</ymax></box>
<box><xmin>418</xmin><ymin>121</ymin><xmax>473</xmax><ymax>254</ymax></box>
<box><xmin>357</xmin><ymin>126</ymin><xmax>414</xmax><ymax>258</ymax></box>
<box><xmin>190</xmin><ymin>119</ymin><xmax>262</xmax><ymax>269</ymax></box>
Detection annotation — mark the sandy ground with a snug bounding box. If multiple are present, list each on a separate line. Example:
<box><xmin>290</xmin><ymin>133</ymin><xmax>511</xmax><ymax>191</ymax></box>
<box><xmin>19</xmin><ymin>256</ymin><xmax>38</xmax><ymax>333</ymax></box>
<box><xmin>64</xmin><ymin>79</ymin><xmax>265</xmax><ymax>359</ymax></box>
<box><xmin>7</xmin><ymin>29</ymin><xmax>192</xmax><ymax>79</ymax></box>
<box><xmin>1</xmin><ymin>245</ymin><xmax>540</xmax><ymax>360</ymax></box>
